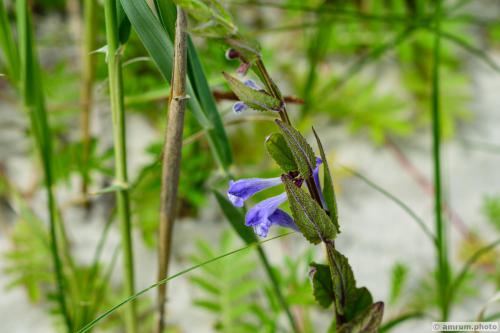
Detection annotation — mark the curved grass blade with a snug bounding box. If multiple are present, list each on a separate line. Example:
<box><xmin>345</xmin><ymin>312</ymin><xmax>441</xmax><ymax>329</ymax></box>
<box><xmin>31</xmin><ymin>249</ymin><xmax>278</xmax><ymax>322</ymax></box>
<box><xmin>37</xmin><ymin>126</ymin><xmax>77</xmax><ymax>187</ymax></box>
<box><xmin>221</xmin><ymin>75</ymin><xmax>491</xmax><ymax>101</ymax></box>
<box><xmin>341</xmin><ymin>165</ymin><xmax>436</xmax><ymax>245</ymax></box>
<box><xmin>77</xmin><ymin>232</ymin><xmax>294</xmax><ymax>333</ymax></box>
<box><xmin>423</xmin><ymin>26</ymin><xmax>500</xmax><ymax>74</ymax></box>
<box><xmin>379</xmin><ymin>311</ymin><xmax>425</xmax><ymax>332</ymax></box>
<box><xmin>447</xmin><ymin>238</ymin><xmax>500</xmax><ymax>305</ymax></box>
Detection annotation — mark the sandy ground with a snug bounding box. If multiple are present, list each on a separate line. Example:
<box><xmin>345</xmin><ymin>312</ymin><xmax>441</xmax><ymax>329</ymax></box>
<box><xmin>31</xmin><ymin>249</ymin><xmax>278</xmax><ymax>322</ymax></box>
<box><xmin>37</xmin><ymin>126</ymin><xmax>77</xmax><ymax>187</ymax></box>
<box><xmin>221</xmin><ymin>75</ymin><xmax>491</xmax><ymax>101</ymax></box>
<box><xmin>1</xmin><ymin>20</ymin><xmax>500</xmax><ymax>333</ymax></box>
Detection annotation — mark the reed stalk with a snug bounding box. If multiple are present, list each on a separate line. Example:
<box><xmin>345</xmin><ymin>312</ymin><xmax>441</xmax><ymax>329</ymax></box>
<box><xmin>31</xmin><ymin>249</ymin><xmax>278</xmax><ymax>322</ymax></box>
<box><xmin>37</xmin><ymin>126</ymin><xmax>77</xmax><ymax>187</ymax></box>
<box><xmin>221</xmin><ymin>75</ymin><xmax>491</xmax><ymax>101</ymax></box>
<box><xmin>103</xmin><ymin>1</ymin><xmax>137</xmax><ymax>331</ymax></box>
<box><xmin>155</xmin><ymin>7</ymin><xmax>189</xmax><ymax>333</ymax></box>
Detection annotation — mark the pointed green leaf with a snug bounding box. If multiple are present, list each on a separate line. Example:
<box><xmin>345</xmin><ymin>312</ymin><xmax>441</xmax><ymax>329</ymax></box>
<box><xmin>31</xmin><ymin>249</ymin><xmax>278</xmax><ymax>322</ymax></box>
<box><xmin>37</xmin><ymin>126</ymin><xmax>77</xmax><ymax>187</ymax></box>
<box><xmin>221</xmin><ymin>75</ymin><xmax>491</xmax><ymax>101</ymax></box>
<box><xmin>116</xmin><ymin>0</ymin><xmax>131</xmax><ymax>44</ymax></box>
<box><xmin>0</xmin><ymin>0</ymin><xmax>20</xmax><ymax>83</ymax></box>
<box><xmin>265</xmin><ymin>132</ymin><xmax>297</xmax><ymax>172</ymax></box>
<box><xmin>310</xmin><ymin>262</ymin><xmax>334</xmax><ymax>308</ymax></box>
<box><xmin>313</xmin><ymin>248</ymin><xmax>373</xmax><ymax>320</ymax></box>
<box><xmin>313</xmin><ymin>128</ymin><xmax>340</xmax><ymax>232</ymax></box>
<box><xmin>213</xmin><ymin>191</ymin><xmax>257</xmax><ymax>245</ymax></box>
<box><xmin>345</xmin><ymin>287</ymin><xmax>373</xmax><ymax>322</ymax></box>
<box><xmin>276</xmin><ymin>120</ymin><xmax>316</xmax><ymax>178</ymax></box>
<box><xmin>327</xmin><ymin>247</ymin><xmax>355</xmax><ymax>316</ymax></box>
<box><xmin>282</xmin><ymin>176</ymin><xmax>336</xmax><ymax>244</ymax></box>
<box><xmin>223</xmin><ymin>72</ymin><xmax>282</xmax><ymax>112</ymax></box>
<box><xmin>338</xmin><ymin>302</ymin><xmax>384</xmax><ymax>333</ymax></box>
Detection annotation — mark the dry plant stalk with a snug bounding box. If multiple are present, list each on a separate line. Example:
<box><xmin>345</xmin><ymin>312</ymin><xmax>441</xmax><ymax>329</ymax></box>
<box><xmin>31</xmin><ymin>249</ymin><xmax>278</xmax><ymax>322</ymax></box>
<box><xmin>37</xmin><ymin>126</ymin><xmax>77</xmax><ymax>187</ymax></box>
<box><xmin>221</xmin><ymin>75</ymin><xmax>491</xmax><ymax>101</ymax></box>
<box><xmin>155</xmin><ymin>7</ymin><xmax>189</xmax><ymax>333</ymax></box>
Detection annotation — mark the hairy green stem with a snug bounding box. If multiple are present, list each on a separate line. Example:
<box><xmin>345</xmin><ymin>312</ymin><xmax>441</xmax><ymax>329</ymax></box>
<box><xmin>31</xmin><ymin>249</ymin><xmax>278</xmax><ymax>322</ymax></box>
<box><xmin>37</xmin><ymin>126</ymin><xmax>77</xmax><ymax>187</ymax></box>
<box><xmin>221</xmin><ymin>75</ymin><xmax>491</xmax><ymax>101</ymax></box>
<box><xmin>103</xmin><ymin>1</ymin><xmax>137</xmax><ymax>331</ymax></box>
<box><xmin>254</xmin><ymin>57</ymin><xmax>342</xmax><ymax>328</ymax></box>
<box><xmin>431</xmin><ymin>0</ymin><xmax>450</xmax><ymax>321</ymax></box>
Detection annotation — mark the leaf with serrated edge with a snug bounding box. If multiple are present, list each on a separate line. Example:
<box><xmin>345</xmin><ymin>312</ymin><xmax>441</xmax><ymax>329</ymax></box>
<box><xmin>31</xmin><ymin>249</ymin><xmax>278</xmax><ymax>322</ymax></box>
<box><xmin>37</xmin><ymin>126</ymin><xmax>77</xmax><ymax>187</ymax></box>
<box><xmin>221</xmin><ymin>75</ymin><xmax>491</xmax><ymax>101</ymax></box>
<box><xmin>265</xmin><ymin>132</ymin><xmax>297</xmax><ymax>172</ymax></box>
<box><xmin>223</xmin><ymin>72</ymin><xmax>281</xmax><ymax>111</ymax></box>
<box><xmin>310</xmin><ymin>263</ymin><xmax>334</xmax><ymax>308</ymax></box>
<box><xmin>276</xmin><ymin>120</ymin><xmax>316</xmax><ymax>178</ymax></box>
<box><xmin>282</xmin><ymin>176</ymin><xmax>336</xmax><ymax>244</ymax></box>
<box><xmin>337</xmin><ymin>302</ymin><xmax>384</xmax><ymax>333</ymax></box>
<box><xmin>345</xmin><ymin>287</ymin><xmax>373</xmax><ymax>322</ymax></box>
<box><xmin>313</xmin><ymin>128</ymin><xmax>340</xmax><ymax>232</ymax></box>
<box><xmin>327</xmin><ymin>247</ymin><xmax>354</xmax><ymax>315</ymax></box>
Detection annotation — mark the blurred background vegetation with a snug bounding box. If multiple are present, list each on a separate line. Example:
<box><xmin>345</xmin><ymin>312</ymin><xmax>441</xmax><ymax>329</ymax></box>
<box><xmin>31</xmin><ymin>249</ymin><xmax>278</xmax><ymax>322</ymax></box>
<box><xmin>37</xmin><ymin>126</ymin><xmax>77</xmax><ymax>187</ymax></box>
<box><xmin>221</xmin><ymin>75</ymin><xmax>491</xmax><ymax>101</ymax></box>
<box><xmin>1</xmin><ymin>0</ymin><xmax>499</xmax><ymax>332</ymax></box>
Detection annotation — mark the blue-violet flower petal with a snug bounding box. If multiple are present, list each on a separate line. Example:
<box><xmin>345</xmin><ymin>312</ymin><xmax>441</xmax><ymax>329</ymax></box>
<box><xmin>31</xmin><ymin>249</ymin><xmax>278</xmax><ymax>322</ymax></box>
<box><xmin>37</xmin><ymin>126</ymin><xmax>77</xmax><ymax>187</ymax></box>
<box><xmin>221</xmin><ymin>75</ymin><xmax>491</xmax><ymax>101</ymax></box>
<box><xmin>227</xmin><ymin>177</ymin><xmax>282</xmax><ymax>207</ymax></box>
<box><xmin>233</xmin><ymin>101</ymin><xmax>248</xmax><ymax>113</ymax></box>
<box><xmin>245</xmin><ymin>192</ymin><xmax>287</xmax><ymax>227</ymax></box>
<box><xmin>313</xmin><ymin>157</ymin><xmax>327</xmax><ymax>208</ymax></box>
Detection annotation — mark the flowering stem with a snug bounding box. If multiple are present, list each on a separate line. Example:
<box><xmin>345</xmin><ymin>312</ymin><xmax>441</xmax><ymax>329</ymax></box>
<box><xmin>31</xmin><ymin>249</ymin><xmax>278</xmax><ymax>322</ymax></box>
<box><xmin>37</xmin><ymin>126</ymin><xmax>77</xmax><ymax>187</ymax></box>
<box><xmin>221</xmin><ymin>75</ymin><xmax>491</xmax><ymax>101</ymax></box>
<box><xmin>253</xmin><ymin>60</ymin><xmax>323</xmax><ymax>207</ymax></box>
<box><xmin>156</xmin><ymin>7</ymin><xmax>189</xmax><ymax>333</ymax></box>
<box><xmin>103</xmin><ymin>1</ymin><xmax>137</xmax><ymax>332</ymax></box>
<box><xmin>254</xmin><ymin>59</ymin><xmax>291</xmax><ymax>125</ymax></box>
<box><xmin>254</xmin><ymin>57</ymin><xmax>341</xmax><ymax>327</ymax></box>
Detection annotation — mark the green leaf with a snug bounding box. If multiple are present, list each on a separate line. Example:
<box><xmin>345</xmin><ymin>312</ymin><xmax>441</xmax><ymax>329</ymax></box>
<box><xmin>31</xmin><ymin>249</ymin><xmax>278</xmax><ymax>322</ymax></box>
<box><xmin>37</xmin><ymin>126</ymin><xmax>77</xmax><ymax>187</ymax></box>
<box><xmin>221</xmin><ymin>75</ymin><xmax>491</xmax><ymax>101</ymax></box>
<box><xmin>275</xmin><ymin>120</ymin><xmax>316</xmax><ymax>178</ymax></box>
<box><xmin>223</xmin><ymin>72</ymin><xmax>282</xmax><ymax>111</ymax></box>
<box><xmin>344</xmin><ymin>287</ymin><xmax>373</xmax><ymax>322</ymax></box>
<box><xmin>265</xmin><ymin>132</ymin><xmax>297</xmax><ymax>173</ymax></box>
<box><xmin>194</xmin><ymin>299</ymin><xmax>221</xmax><ymax>312</ymax></box>
<box><xmin>389</xmin><ymin>262</ymin><xmax>408</xmax><ymax>304</ymax></box>
<box><xmin>327</xmin><ymin>247</ymin><xmax>373</xmax><ymax>318</ymax></box>
<box><xmin>120</xmin><ymin>0</ymin><xmax>233</xmax><ymax>169</ymax></box>
<box><xmin>190</xmin><ymin>276</ymin><xmax>220</xmax><ymax>295</ymax></box>
<box><xmin>213</xmin><ymin>191</ymin><xmax>257</xmax><ymax>245</ymax></box>
<box><xmin>282</xmin><ymin>176</ymin><xmax>336</xmax><ymax>244</ymax></box>
<box><xmin>338</xmin><ymin>302</ymin><xmax>384</xmax><ymax>333</ymax></box>
<box><xmin>311</xmin><ymin>249</ymin><xmax>373</xmax><ymax>320</ymax></box>
<box><xmin>116</xmin><ymin>0</ymin><xmax>131</xmax><ymax>44</ymax></box>
<box><xmin>0</xmin><ymin>0</ymin><xmax>20</xmax><ymax>83</ymax></box>
<box><xmin>310</xmin><ymin>263</ymin><xmax>334</xmax><ymax>308</ymax></box>
<box><xmin>313</xmin><ymin>128</ymin><xmax>340</xmax><ymax>232</ymax></box>
<box><xmin>187</xmin><ymin>39</ymin><xmax>233</xmax><ymax>168</ymax></box>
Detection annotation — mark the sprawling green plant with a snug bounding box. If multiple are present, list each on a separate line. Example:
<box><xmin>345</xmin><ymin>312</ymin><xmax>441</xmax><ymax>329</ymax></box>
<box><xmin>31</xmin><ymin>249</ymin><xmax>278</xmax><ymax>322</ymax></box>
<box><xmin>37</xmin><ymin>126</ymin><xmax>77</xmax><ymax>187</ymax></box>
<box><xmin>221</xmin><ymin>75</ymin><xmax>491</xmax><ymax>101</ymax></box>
<box><xmin>2</xmin><ymin>1</ymin><xmax>500</xmax><ymax>333</ymax></box>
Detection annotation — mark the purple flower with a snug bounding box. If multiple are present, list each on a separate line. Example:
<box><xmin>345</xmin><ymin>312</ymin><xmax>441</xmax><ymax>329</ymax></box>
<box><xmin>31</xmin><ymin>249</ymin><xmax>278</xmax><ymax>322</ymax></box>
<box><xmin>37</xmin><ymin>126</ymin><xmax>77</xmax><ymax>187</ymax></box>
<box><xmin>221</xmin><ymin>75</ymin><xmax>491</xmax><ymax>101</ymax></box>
<box><xmin>231</xmin><ymin>79</ymin><xmax>261</xmax><ymax>114</ymax></box>
<box><xmin>313</xmin><ymin>157</ymin><xmax>326</xmax><ymax>208</ymax></box>
<box><xmin>232</xmin><ymin>101</ymin><xmax>248</xmax><ymax>113</ymax></box>
<box><xmin>227</xmin><ymin>176</ymin><xmax>297</xmax><ymax>237</ymax></box>
<box><xmin>227</xmin><ymin>159</ymin><xmax>324</xmax><ymax>238</ymax></box>
<box><xmin>227</xmin><ymin>177</ymin><xmax>282</xmax><ymax>207</ymax></box>
<box><xmin>245</xmin><ymin>193</ymin><xmax>298</xmax><ymax>237</ymax></box>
